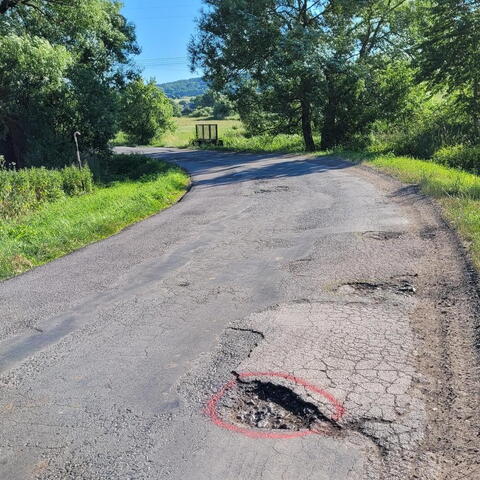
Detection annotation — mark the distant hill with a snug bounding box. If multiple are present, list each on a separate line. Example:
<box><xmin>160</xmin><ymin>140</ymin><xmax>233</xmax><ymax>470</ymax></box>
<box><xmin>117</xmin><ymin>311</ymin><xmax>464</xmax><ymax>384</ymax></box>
<box><xmin>158</xmin><ymin>77</ymin><xmax>208</xmax><ymax>99</ymax></box>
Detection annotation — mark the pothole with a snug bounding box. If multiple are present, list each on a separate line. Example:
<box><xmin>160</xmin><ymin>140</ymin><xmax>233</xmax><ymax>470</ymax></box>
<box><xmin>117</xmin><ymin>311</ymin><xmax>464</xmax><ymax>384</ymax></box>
<box><xmin>287</xmin><ymin>257</ymin><xmax>313</xmax><ymax>273</ymax></box>
<box><xmin>363</xmin><ymin>231</ymin><xmax>404</xmax><ymax>241</ymax></box>
<box><xmin>254</xmin><ymin>185</ymin><xmax>289</xmax><ymax>194</ymax></box>
<box><xmin>337</xmin><ymin>279</ymin><xmax>416</xmax><ymax>296</ymax></box>
<box><xmin>207</xmin><ymin>373</ymin><xmax>345</xmax><ymax>438</ymax></box>
<box><xmin>419</xmin><ymin>227</ymin><xmax>437</xmax><ymax>239</ymax></box>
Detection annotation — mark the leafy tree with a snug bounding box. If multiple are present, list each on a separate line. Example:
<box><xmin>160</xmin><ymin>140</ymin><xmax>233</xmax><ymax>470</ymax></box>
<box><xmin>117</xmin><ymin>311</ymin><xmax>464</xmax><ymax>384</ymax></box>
<box><xmin>120</xmin><ymin>79</ymin><xmax>174</xmax><ymax>145</ymax></box>
<box><xmin>0</xmin><ymin>0</ymin><xmax>70</xmax><ymax>14</ymax></box>
<box><xmin>190</xmin><ymin>0</ymin><xmax>415</xmax><ymax>151</ymax></box>
<box><xmin>418</xmin><ymin>0</ymin><xmax>480</xmax><ymax>140</ymax></box>
<box><xmin>0</xmin><ymin>34</ymin><xmax>72</xmax><ymax>168</ymax></box>
<box><xmin>190</xmin><ymin>89</ymin><xmax>235</xmax><ymax>119</ymax></box>
<box><xmin>170</xmin><ymin>100</ymin><xmax>183</xmax><ymax>117</ymax></box>
<box><xmin>212</xmin><ymin>97</ymin><xmax>234</xmax><ymax>119</ymax></box>
<box><xmin>0</xmin><ymin>0</ymin><xmax>139</xmax><ymax>168</ymax></box>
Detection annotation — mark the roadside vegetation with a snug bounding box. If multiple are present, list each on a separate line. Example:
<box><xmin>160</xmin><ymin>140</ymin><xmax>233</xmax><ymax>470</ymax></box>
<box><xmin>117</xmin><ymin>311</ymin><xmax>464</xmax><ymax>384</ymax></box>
<box><xmin>212</xmin><ymin>133</ymin><xmax>316</xmax><ymax>154</ymax></box>
<box><xmin>0</xmin><ymin>155</ymin><xmax>189</xmax><ymax>280</ymax></box>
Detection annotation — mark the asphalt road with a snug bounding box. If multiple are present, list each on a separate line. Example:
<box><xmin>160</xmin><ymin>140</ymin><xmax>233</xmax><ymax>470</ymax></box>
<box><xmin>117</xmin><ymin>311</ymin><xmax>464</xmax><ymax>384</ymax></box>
<box><xmin>0</xmin><ymin>148</ymin><xmax>479</xmax><ymax>479</ymax></box>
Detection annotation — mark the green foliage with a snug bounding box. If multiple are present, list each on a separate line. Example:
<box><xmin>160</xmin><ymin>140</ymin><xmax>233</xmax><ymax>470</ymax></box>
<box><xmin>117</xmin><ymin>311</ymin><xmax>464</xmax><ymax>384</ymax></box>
<box><xmin>120</xmin><ymin>79</ymin><xmax>175</xmax><ymax>145</ymax></box>
<box><xmin>211</xmin><ymin>131</ymin><xmax>319</xmax><ymax>153</ymax></box>
<box><xmin>170</xmin><ymin>100</ymin><xmax>183</xmax><ymax>117</ymax></box>
<box><xmin>0</xmin><ymin>0</ymin><xmax>139</xmax><ymax>169</ymax></box>
<box><xmin>189</xmin><ymin>90</ymin><xmax>235</xmax><ymax>119</ymax></box>
<box><xmin>418</xmin><ymin>0</ymin><xmax>480</xmax><ymax>139</ymax></box>
<box><xmin>212</xmin><ymin>97</ymin><xmax>234</xmax><ymax>120</ymax></box>
<box><xmin>191</xmin><ymin>0</ymin><xmax>416</xmax><ymax>151</ymax></box>
<box><xmin>158</xmin><ymin>77</ymin><xmax>208</xmax><ymax>98</ymax></box>
<box><xmin>0</xmin><ymin>165</ymin><xmax>93</xmax><ymax>219</ymax></box>
<box><xmin>0</xmin><ymin>159</ymin><xmax>190</xmax><ymax>279</ymax></box>
<box><xmin>433</xmin><ymin>145</ymin><xmax>480</xmax><ymax>174</ymax></box>
<box><xmin>369</xmin><ymin>96</ymin><xmax>470</xmax><ymax>158</ymax></box>
<box><xmin>60</xmin><ymin>166</ymin><xmax>95</xmax><ymax>196</ymax></box>
<box><xmin>0</xmin><ymin>34</ymin><xmax>72</xmax><ymax>100</ymax></box>
<box><xmin>191</xmin><ymin>107</ymin><xmax>213</xmax><ymax>118</ymax></box>
<box><xmin>102</xmin><ymin>154</ymin><xmax>171</xmax><ymax>181</ymax></box>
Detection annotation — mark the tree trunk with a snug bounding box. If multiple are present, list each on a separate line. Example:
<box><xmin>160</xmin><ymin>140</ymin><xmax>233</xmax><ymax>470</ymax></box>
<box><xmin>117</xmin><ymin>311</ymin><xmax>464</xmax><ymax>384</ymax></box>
<box><xmin>301</xmin><ymin>98</ymin><xmax>315</xmax><ymax>152</ymax></box>
<box><xmin>472</xmin><ymin>78</ymin><xmax>480</xmax><ymax>140</ymax></box>
<box><xmin>320</xmin><ymin>94</ymin><xmax>337</xmax><ymax>150</ymax></box>
<box><xmin>3</xmin><ymin>119</ymin><xmax>26</xmax><ymax>169</ymax></box>
<box><xmin>320</xmin><ymin>71</ymin><xmax>350</xmax><ymax>150</ymax></box>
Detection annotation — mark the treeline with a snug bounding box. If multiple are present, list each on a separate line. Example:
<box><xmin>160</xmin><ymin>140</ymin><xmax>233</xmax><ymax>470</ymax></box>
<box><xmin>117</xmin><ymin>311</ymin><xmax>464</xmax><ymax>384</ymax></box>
<box><xmin>190</xmin><ymin>0</ymin><xmax>480</xmax><ymax>169</ymax></box>
<box><xmin>0</xmin><ymin>0</ymin><xmax>173</xmax><ymax>171</ymax></box>
<box><xmin>178</xmin><ymin>90</ymin><xmax>235</xmax><ymax>119</ymax></box>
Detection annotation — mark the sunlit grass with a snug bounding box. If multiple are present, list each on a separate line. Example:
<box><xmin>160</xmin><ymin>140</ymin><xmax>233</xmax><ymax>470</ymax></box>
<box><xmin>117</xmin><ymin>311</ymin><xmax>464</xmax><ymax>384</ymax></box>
<box><xmin>112</xmin><ymin>117</ymin><xmax>244</xmax><ymax>148</ymax></box>
<box><xmin>0</xmin><ymin>163</ymin><xmax>189</xmax><ymax>280</ymax></box>
<box><xmin>214</xmin><ymin>132</ymin><xmax>321</xmax><ymax>153</ymax></box>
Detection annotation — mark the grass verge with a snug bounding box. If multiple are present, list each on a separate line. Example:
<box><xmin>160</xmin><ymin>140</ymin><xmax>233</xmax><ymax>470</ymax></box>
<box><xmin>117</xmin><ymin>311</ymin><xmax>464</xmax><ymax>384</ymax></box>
<box><xmin>211</xmin><ymin>132</ymin><xmax>319</xmax><ymax>153</ymax></box>
<box><xmin>0</xmin><ymin>161</ymin><xmax>190</xmax><ymax>280</ymax></box>
<box><xmin>339</xmin><ymin>150</ymin><xmax>480</xmax><ymax>269</ymax></box>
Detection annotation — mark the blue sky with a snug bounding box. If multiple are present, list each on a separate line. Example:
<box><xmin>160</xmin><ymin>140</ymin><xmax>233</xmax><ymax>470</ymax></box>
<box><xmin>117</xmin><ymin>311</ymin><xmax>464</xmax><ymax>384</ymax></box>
<box><xmin>121</xmin><ymin>0</ymin><xmax>204</xmax><ymax>84</ymax></box>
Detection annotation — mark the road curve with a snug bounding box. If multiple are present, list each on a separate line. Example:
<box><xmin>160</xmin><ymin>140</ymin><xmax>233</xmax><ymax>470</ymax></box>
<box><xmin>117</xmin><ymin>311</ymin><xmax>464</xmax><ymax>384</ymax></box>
<box><xmin>0</xmin><ymin>148</ymin><xmax>479</xmax><ymax>479</ymax></box>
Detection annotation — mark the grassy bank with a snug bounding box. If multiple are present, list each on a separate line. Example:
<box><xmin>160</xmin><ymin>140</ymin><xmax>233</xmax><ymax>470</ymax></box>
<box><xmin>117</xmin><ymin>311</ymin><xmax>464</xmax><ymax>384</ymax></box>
<box><xmin>339</xmin><ymin>151</ymin><xmax>480</xmax><ymax>269</ymax></box>
<box><xmin>212</xmin><ymin>132</ymin><xmax>318</xmax><ymax>153</ymax></box>
<box><xmin>0</xmin><ymin>159</ymin><xmax>189</xmax><ymax>280</ymax></box>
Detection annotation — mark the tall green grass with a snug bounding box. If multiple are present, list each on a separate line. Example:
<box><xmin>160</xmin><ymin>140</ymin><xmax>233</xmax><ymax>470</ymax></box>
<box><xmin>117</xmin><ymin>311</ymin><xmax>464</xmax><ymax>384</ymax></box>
<box><xmin>215</xmin><ymin>132</ymin><xmax>316</xmax><ymax>153</ymax></box>
<box><xmin>0</xmin><ymin>165</ymin><xmax>93</xmax><ymax>219</ymax></box>
<box><xmin>0</xmin><ymin>160</ymin><xmax>189</xmax><ymax>280</ymax></box>
<box><xmin>339</xmin><ymin>151</ymin><xmax>480</xmax><ymax>269</ymax></box>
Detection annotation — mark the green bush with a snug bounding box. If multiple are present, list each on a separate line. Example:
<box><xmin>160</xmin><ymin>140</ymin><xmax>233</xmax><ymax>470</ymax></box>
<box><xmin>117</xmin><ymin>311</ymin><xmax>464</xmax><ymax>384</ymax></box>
<box><xmin>103</xmin><ymin>154</ymin><xmax>170</xmax><ymax>181</ymax></box>
<box><xmin>24</xmin><ymin>167</ymin><xmax>65</xmax><ymax>202</ymax></box>
<box><xmin>432</xmin><ymin>145</ymin><xmax>480</xmax><ymax>174</ymax></box>
<box><xmin>0</xmin><ymin>165</ymin><xmax>94</xmax><ymax>219</ymax></box>
<box><xmin>191</xmin><ymin>107</ymin><xmax>213</xmax><ymax>118</ymax></box>
<box><xmin>60</xmin><ymin>166</ymin><xmax>94</xmax><ymax>196</ymax></box>
<box><xmin>368</xmin><ymin>98</ymin><xmax>470</xmax><ymax>159</ymax></box>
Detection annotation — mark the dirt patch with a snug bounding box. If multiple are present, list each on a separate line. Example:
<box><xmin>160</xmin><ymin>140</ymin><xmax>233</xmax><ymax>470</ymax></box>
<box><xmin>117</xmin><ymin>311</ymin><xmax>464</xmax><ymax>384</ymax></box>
<box><xmin>254</xmin><ymin>185</ymin><xmax>290</xmax><ymax>194</ymax></box>
<box><xmin>337</xmin><ymin>278</ymin><xmax>416</xmax><ymax>296</ymax></box>
<box><xmin>363</xmin><ymin>231</ymin><xmax>404</xmax><ymax>241</ymax></box>
<box><xmin>217</xmin><ymin>380</ymin><xmax>340</xmax><ymax>435</ymax></box>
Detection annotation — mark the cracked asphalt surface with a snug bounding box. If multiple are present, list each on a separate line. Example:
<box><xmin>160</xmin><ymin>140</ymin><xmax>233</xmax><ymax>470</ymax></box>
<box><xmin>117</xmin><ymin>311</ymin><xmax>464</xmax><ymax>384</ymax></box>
<box><xmin>1</xmin><ymin>148</ymin><xmax>479</xmax><ymax>479</ymax></box>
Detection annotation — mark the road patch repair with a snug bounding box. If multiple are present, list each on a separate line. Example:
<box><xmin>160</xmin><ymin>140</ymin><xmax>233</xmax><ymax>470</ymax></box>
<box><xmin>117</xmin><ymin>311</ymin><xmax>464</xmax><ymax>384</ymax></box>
<box><xmin>203</xmin><ymin>297</ymin><xmax>427</xmax><ymax>477</ymax></box>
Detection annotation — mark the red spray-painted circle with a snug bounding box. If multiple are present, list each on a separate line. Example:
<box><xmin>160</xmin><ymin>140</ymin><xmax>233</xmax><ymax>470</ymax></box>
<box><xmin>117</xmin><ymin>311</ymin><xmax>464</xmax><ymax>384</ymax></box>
<box><xmin>205</xmin><ymin>371</ymin><xmax>345</xmax><ymax>439</ymax></box>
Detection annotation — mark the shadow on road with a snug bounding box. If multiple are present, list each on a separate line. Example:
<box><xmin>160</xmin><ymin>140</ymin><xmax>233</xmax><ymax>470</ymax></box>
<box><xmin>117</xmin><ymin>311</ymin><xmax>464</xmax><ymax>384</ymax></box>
<box><xmin>148</xmin><ymin>149</ymin><xmax>353</xmax><ymax>188</ymax></box>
